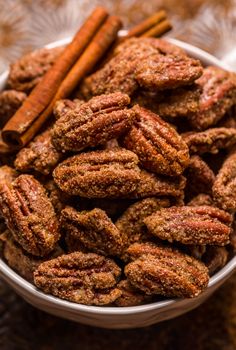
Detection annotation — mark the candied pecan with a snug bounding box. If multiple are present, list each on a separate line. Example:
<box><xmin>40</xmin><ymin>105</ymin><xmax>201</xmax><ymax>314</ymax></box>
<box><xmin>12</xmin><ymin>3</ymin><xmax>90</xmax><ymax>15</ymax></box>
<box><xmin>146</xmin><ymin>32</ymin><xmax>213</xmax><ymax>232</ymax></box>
<box><xmin>127</xmin><ymin>170</ymin><xmax>186</xmax><ymax>200</ymax></box>
<box><xmin>185</xmin><ymin>156</ymin><xmax>215</xmax><ymax>197</ymax></box>
<box><xmin>34</xmin><ymin>252</ymin><xmax>122</xmax><ymax>305</ymax></box>
<box><xmin>0</xmin><ymin>90</ymin><xmax>26</xmax><ymax>127</ymax></box>
<box><xmin>213</xmin><ymin>150</ymin><xmax>236</xmax><ymax>211</ymax></box>
<box><xmin>53</xmin><ymin>148</ymin><xmax>140</xmax><ymax>198</ymax></box>
<box><xmin>52</xmin><ymin>92</ymin><xmax>135</xmax><ymax>152</ymax></box>
<box><xmin>155</xmin><ymin>85</ymin><xmax>201</xmax><ymax>119</ymax></box>
<box><xmin>0</xmin><ymin>165</ymin><xmax>18</xmax><ymax>185</ymax></box>
<box><xmin>7</xmin><ymin>47</ymin><xmax>63</xmax><ymax>92</ymax></box>
<box><xmin>0</xmin><ymin>231</ymin><xmax>63</xmax><ymax>282</ymax></box>
<box><xmin>14</xmin><ymin>129</ymin><xmax>63</xmax><ymax>175</ymax></box>
<box><xmin>114</xmin><ymin>279</ymin><xmax>151</xmax><ymax>307</ymax></box>
<box><xmin>125</xmin><ymin>246</ymin><xmax>209</xmax><ymax>297</ymax></box>
<box><xmin>188</xmin><ymin>66</ymin><xmax>236</xmax><ymax>130</ymax></box>
<box><xmin>135</xmin><ymin>54</ymin><xmax>203</xmax><ymax>91</ymax></box>
<box><xmin>185</xmin><ymin>245</ymin><xmax>207</xmax><ymax>260</ymax></box>
<box><xmin>61</xmin><ymin>207</ymin><xmax>126</xmax><ymax>256</ymax></box>
<box><xmin>183</xmin><ymin>127</ymin><xmax>236</xmax><ymax>155</ymax></box>
<box><xmin>202</xmin><ymin>246</ymin><xmax>228</xmax><ymax>276</ymax></box>
<box><xmin>188</xmin><ymin>194</ymin><xmax>215</xmax><ymax>207</ymax></box>
<box><xmin>53</xmin><ymin>99</ymin><xmax>84</xmax><ymax>120</ymax></box>
<box><xmin>116</xmin><ymin>198</ymin><xmax>170</xmax><ymax>246</ymax></box>
<box><xmin>0</xmin><ymin>175</ymin><xmax>60</xmax><ymax>256</ymax></box>
<box><xmin>144</xmin><ymin>205</ymin><xmax>232</xmax><ymax>245</ymax></box>
<box><xmin>79</xmin><ymin>38</ymin><xmax>158</xmax><ymax>98</ymax></box>
<box><xmin>122</xmin><ymin>106</ymin><xmax>189</xmax><ymax>176</ymax></box>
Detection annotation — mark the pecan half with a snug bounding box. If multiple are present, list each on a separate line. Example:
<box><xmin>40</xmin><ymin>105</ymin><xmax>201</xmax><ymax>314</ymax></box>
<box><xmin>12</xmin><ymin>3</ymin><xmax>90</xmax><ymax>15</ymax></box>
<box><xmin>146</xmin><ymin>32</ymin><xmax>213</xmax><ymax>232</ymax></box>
<box><xmin>44</xmin><ymin>180</ymin><xmax>70</xmax><ymax>215</ymax></box>
<box><xmin>144</xmin><ymin>206</ymin><xmax>232</xmax><ymax>245</ymax></box>
<box><xmin>122</xmin><ymin>106</ymin><xmax>189</xmax><ymax>176</ymax></box>
<box><xmin>114</xmin><ymin>279</ymin><xmax>151</xmax><ymax>307</ymax></box>
<box><xmin>61</xmin><ymin>207</ymin><xmax>126</xmax><ymax>256</ymax></box>
<box><xmin>213</xmin><ymin>150</ymin><xmax>236</xmax><ymax>211</ymax></box>
<box><xmin>52</xmin><ymin>92</ymin><xmax>135</xmax><ymax>152</ymax></box>
<box><xmin>53</xmin><ymin>148</ymin><xmax>140</xmax><ymax>198</ymax></box>
<box><xmin>188</xmin><ymin>66</ymin><xmax>236</xmax><ymax>130</ymax></box>
<box><xmin>34</xmin><ymin>252</ymin><xmax>122</xmax><ymax>305</ymax></box>
<box><xmin>0</xmin><ymin>175</ymin><xmax>60</xmax><ymax>256</ymax></box>
<box><xmin>0</xmin><ymin>231</ymin><xmax>63</xmax><ymax>282</ymax></box>
<box><xmin>127</xmin><ymin>170</ymin><xmax>186</xmax><ymax>200</ymax></box>
<box><xmin>183</xmin><ymin>127</ymin><xmax>236</xmax><ymax>155</ymax></box>
<box><xmin>116</xmin><ymin>198</ymin><xmax>170</xmax><ymax>246</ymax></box>
<box><xmin>0</xmin><ymin>90</ymin><xmax>26</xmax><ymax>127</ymax></box>
<box><xmin>185</xmin><ymin>156</ymin><xmax>215</xmax><ymax>197</ymax></box>
<box><xmin>7</xmin><ymin>47</ymin><xmax>63</xmax><ymax>92</ymax></box>
<box><xmin>135</xmin><ymin>53</ymin><xmax>203</xmax><ymax>91</ymax></box>
<box><xmin>53</xmin><ymin>99</ymin><xmax>85</xmax><ymax>120</ymax></box>
<box><xmin>15</xmin><ymin>129</ymin><xmax>63</xmax><ymax>175</ymax></box>
<box><xmin>124</xmin><ymin>245</ymin><xmax>209</xmax><ymax>297</ymax></box>
<box><xmin>202</xmin><ymin>246</ymin><xmax>228</xmax><ymax>276</ymax></box>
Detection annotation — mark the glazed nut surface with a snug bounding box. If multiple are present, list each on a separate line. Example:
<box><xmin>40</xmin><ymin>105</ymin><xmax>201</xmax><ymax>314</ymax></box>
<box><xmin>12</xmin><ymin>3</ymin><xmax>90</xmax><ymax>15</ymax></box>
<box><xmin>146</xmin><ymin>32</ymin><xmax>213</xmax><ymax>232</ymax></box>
<box><xmin>52</xmin><ymin>92</ymin><xmax>135</xmax><ymax>152</ymax></box>
<box><xmin>34</xmin><ymin>251</ymin><xmax>122</xmax><ymax>306</ymax></box>
<box><xmin>61</xmin><ymin>207</ymin><xmax>126</xmax><ymax>256</ymax></box>
<box><xmin>122</xmin><ymin>105</ymin><xmax>190</xmax><ymax>176</ymax></box>
<box><xmin>188</xmin><ymin>66</ymin><xmax>236</xmax><ymax>130</ymax></box>
<box><xmin>183</xmin><ymin>127</ymin><xmax>236</xmax><ymax>155</ymax></box>
<box><xmin>135</xmin><ymin>53</ymin><xmax>203</xmax><ymax>91</ymax></box>
<box><xmin>213</xmin><ymin>150</ymin><xmax>236</xmax><ymax>211</ymax></box>
<box><xmin>0</xmin><ymin>165</ymin><xmax>18</xmax><ymax>185</ymax></box>
<box><xmin>0</xmin><ymin>175</ymin><xmax>60</xmax><ymax>256</ymax></box>
<box><xmin>53</xmin><ymin>148</ymin><xmax>140</xmax><ymax>198</ymax></box>
<box><xmin>15</xmin><ymin>129</ymin><xmax>63</xmax><ymax>175</ymax></box>
<box><xmin>203</xmin><ymin>246</ymin><xmax>228</xmax><ymax>276</ymax></box>
<box><xmin>124</xmin><ymin>245</ymin><xmax>209</xmax><ymax>298</ymax></box>
<box><xmin>116</xmin><ymin>197</ymin><xmax>170</xmax><ymax>246</ymax></box>
<box><xmin>114</xmin><ymin>279</ymin><xmax>151</xmax><ymax>307</ymax></box>
<box><xmin>0</xmin><ymin>90</ymin><xmax>27</xmax><ymax>127</ymax></box>
<box><xmin>144</xmin><ymin>205</ymin><xmax>232</xmax><ymax>245</ymax></box>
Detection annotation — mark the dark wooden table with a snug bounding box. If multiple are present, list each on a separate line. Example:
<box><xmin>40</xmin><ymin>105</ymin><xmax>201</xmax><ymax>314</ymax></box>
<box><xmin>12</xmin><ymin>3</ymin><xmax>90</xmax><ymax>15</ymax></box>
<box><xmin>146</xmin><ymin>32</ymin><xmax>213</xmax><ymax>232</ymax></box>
<box><xmin>1</xmin><ymin>1</ymin><xmax>236</xmax><ymax>349</ymax></box>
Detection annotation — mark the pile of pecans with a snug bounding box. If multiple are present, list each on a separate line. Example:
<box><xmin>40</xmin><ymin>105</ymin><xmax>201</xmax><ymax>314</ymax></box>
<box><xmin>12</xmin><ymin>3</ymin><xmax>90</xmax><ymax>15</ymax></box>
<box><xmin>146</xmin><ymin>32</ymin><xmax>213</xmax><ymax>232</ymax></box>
<box><xmin>0</xmin><ymin>37</ymin><xmax>236</xmax><ymax>306</ymax></box>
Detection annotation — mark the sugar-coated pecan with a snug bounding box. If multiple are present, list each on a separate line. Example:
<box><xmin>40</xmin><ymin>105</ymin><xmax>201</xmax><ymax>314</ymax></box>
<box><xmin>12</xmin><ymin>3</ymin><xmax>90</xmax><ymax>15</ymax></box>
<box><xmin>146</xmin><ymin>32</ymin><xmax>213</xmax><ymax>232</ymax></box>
<box><xmin>155</xmin><ymin>85</ymin><xmax>201</xmax><ymax>119</ymax></box>
<box><xmin>188</xmin><ymin>194</ymin><xmax>215</xmax><ymax>207</ymax></box>
<box><xmin>114</xmin><ymin>279</ymin><xmax>151</xmax><ymax>307</ymax></box>
<box><xmin>144</xmin><ymin>206</ymin><xmax>232</xmax><ymax>245</ymax></box>
<box><xmin>34</xmin><ymin>252</ymin><xmax>122</xmax><ymax>305</ymax></box>
<box><xmin>213</xmin><ymin>150</ymin><xmax>236</xmax><ymax>211</ymax></box>
<box><xmin>0</xmin><ymin>90</ymin><xmax>26</xmax><ymax>127</ymax></box>
<box><xmin>0</xmin><ymin>165</ymin><xmax>18</xmax><ymax>185</ymax></box>
<box><xmin>202</xmin><ymin>246</ymin><xmax>228</xmax><ymax>276</ymax></box>
<box><xmin>79</xmin><ymin>38</ymin><xmax>159</xmax><ymax>98</ymax></box>
<box><xmin>122</xmin><ymin>106</ymin><xmax>189</xmax><ymax>176</ymax></box>
<box><xmin>53</xmin><ymin>99</ymin><xmax>85</xmax><ymax>120</ymax></box>
<box><xmin>15</xmin><ymin>129</ymin><xmax>63</xmax><ymax>175</ymax></box>
<box><xmin>7</xmin><ymin>47</ymin><xmax>63</xmax><ymax>92</ymax></box>
<box><xmin>0</xmin><ymin>175</ymin><xmax>60</xmax><ymax>256</ymax></box>
<box><xmin>183</xmin><ymin>128</ymin><xmax>236</xmax><ymax>155</ymax></box>
<box><xmin>135</xmin><ymin>53</ymin><xmax>203</xmax><ymax>91</ymax></box>
<box><xmin>124</xmin><ymin>245</ymin><xmax>209</xmax><ymax>297</ymax></box>
<box><xmin>52</xmin><ymin>92</ymin><xmax>135</xmax><ymax>152</ymax></box>
<box><xmin>61</xmin><ymin>207</ymin><xmax>126</xmax><ymax>256</ymax></box>
<box><xmin>44</xmin><ymin>180</ymin><xmax>70</xmax><ymax>215</ymax></box>
<box><xmin>185</xmin><ymin>245</ymin><xmax>207</xmax><ymax>260</ymax></box>
<box><xmin>53</xmin><ymin>148</ymin><xmax>140</xmax><ymax>198</ymax></box>
<box><xmin>0</xmin><ymin>231</ymin><xmax>63</xmax><ymax>282</ymax></box>
<box><xmin>116</xmin><ymin>198</ymin><xmax>170</xmax><ymax>246</ymax></box>
<box><xmin>127</xmin><ymin>170</ymin><xmax>186</xmax><ymax>200</ymax></box>
<box><xmin>185</xmin><ymin>156</ymin><xmax>215</xmax><ymax>197</ymax></box>
<box><xmin>188</xmin><ymin>66</ymin><xmax>236</xmax><ymax>130</ymax></box>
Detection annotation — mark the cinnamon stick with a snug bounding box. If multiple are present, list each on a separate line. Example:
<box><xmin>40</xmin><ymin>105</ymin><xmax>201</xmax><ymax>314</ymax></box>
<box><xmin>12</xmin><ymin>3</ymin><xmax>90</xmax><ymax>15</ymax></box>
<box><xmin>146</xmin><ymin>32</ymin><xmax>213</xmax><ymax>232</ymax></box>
<box><xmin>141</xmin><ymin>19</ymin><xmax>172</xmax><ymax>38</ymax></box>
<box><xmin>2</xmin><ymin>7</ymin><xmax>108</xmax><ymax>147</ymax></box>
<box><xmin>125</xmin><ymin>10</ymin><xmax>167</xmax><ymax>38</ymax></box>
<box><xmin>17</xmin><ymin>16</ymin><xmax>122</xmax><ymax>147</ymax></box>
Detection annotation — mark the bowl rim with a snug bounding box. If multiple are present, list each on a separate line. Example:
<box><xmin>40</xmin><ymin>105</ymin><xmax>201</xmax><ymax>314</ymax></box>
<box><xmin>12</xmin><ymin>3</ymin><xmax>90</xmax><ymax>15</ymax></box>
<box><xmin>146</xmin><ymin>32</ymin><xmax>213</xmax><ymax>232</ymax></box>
<box><xmin>0</xmin><ymin>36</ymin><xmax>235</xmax><ymax>315</ymax></box>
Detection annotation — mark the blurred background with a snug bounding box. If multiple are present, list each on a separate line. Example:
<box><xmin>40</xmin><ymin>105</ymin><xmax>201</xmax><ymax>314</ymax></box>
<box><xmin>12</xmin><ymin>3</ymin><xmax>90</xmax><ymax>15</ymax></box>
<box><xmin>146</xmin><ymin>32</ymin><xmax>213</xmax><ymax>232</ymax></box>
<box><xmin>0</xmin><ymin>1</ymin><xmax>236</xmax><ymax>349</ymax></box>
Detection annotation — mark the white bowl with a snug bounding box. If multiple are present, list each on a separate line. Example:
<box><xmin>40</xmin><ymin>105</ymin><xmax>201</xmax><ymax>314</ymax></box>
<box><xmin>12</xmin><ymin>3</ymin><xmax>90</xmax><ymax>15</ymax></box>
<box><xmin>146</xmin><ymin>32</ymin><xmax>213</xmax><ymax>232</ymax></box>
<box><xmin>0</xmin><ymin>37</ymin><xmax>235</xmax><ymax>329</ymax></box>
